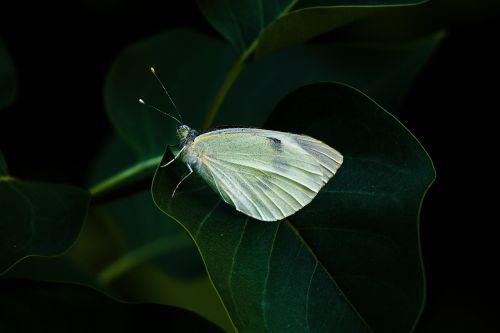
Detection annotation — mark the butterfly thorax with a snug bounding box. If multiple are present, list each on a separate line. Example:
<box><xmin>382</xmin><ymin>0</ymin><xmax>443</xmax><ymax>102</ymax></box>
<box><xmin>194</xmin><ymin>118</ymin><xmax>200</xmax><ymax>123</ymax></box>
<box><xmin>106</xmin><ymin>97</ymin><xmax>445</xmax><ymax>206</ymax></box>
<box><xmin>177</xmin><ymin>125</ymin><xmax>199</xmax><ymax>148</ymax></box>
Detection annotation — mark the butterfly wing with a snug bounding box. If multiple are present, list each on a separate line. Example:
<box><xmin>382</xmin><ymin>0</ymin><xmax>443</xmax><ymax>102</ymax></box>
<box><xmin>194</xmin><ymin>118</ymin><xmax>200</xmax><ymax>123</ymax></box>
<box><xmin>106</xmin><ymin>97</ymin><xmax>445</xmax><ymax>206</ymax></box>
<box><xmin>188</xmin><ymin>128</ymin><xmax>343</xmax><ymax>221</ymax></box>
<box><xmin>198</xmin><ymin>128</ymin><xmax>343</xmax><ymax>181</ymax></box>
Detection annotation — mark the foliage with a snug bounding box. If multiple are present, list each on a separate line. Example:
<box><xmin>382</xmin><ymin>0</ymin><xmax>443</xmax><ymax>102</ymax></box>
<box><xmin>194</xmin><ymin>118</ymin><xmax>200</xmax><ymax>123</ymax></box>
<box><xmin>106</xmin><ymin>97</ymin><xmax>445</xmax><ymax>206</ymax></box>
<box><xmin>1</xmin><ymin>1</ymin><xmax>439</xmax><ymax>332</ymax></box>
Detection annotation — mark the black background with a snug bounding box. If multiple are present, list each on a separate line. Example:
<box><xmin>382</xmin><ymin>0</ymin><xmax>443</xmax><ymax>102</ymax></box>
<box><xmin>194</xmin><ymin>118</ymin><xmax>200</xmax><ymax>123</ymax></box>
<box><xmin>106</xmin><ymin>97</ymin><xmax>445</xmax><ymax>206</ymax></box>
<box><xmin>1</xmin><ymin>1</ymin><xmax>498</xmax><ymax>331</ymax></box>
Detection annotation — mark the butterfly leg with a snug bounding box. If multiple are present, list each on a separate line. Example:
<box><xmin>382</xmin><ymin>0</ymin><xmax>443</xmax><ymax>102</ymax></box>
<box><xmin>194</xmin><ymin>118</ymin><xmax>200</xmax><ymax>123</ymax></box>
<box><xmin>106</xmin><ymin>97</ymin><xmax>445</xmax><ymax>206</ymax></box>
<box><xmin>160</xmin><ymin>145</ymin><xmax>186</xmax><ymax>168</ymax></box>
<box><xmin>172</xmin><ymin>164</ymin><xmax>193</xmax><ymax>198</ymax></box>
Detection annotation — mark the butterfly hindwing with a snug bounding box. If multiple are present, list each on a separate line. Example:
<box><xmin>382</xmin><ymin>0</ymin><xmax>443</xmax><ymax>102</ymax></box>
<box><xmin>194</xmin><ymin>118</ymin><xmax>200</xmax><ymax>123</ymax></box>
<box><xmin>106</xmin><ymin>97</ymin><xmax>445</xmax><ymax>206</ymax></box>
<box><xmin>184</xmin><ymin>128</ymin><xmax>343</xmax><ymax>221</ymax></box>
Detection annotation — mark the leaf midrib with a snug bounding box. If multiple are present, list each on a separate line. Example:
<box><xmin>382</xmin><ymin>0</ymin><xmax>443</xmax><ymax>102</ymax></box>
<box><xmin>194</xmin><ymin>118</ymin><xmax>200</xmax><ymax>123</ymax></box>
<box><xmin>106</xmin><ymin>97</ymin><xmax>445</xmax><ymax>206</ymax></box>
<box><xmin>282</xmin><ymin>218</ymin><xmax>374</xmax><ymax>332</ymax></box>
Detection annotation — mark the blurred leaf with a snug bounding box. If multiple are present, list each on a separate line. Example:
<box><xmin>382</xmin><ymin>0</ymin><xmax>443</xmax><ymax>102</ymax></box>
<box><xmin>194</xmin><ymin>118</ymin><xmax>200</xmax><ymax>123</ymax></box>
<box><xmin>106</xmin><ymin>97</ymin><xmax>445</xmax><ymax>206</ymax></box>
<box><xmin>1</xmin><ymin>255</ymin><xmax>99</xmax><ymax>287</ymax></box>
<box><xmin>104</xmin><ymin>29</ymin><xmax>236</xmax><ymax>159</ymax></box>
<box><xmin>197</xmin><ymin>0</ymin><xmax>426</xmax><ymax>54</ymax></box>
<box><xmin>83</xmin><ymin>138</ymin><xmax>233</xmax><ymax>330</ymax></box>
<box><xmin>1</xmin><ymin>208</ymin><xmax>233</xmax><ymax>332</ymax></box>
<box><xmin>105</xmin><ymin>29</ymin><xmax>441</xmax><ymax>158</ymax></box>
<box><xmin>1</xmin><ymin>206</ymin><xmax>131</xmax><ymax>292</ymax></box>
<box><xmin>0</xmin><ymin>150</ymin><xmax>90</xmax><ymax>275</ymax></box>
<box><xmin>0</xmin><ymin>279</ymin><xmax>224</xmax><ymax>333</ymax></box>
<box><xmin>0</xmin><ymin>209</ymin><xmax>125</xmax><ymax>291</ymax></box>
<box><xmin>113</xmin><ymin>265</ymin><xmax>236</xmax><ymax>333</ymax></box>
<box><xmin>1</xmin><ymin>215</ymin><xmax>233</xmax><ymax>331</ymax></box>
<box><xmin>0</xmin><ymin>39</ymin><xmax>17</xmax><ymax>109</ymax></box>
<box><xmin>254</xmin><ymin>6</ymin><xmax>375</xmax><ymax>58</ymax></box>
<box><xmin>152</xmin><ymin>82</ymin><xmax>434</xmax><ymax>332</ymax></box>
<box><xmin>216</xmin><ymin>33</ymin><xmax>443</xmax><ymax>126</ymax></box>
<box><xmin>89</xmin><ymin>137</ymin><xmax>204</xmax><ymax>282</ymax></box>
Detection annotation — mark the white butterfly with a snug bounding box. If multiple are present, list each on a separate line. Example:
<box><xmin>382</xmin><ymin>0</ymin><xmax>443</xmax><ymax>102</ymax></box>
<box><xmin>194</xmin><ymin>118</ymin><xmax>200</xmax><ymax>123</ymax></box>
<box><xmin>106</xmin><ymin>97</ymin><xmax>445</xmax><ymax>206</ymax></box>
<box><xmin>142</xmin><ymin>68</ymin><xmax>343</xmax><ymax>222</ymax></box>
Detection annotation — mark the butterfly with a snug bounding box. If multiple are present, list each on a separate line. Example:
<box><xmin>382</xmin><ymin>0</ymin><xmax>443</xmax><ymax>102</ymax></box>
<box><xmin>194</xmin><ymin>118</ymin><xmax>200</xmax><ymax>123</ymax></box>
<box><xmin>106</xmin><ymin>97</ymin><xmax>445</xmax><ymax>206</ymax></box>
<box><xmin>141</xmin><ymin>68</ymin><xmax>343</xmax><ymax>222</ymax></box>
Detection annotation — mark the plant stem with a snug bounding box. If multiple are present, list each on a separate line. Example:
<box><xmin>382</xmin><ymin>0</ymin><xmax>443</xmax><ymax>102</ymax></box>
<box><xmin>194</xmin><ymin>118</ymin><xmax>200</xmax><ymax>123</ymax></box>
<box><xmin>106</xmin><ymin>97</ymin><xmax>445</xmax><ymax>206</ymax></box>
<box><xmin>201</xmin><ymin>1</ymin><xmax>299</xmax><ymax>128</ymax></box>
<box><xmin>0</xmin><ymin>176</ymin><xmax>16</xmax><ymax>182</ymax></box>
<box><xmin>89</xmin><ymin>155</ymin><xmax>162</xmax><ymax>198</ymax></box>
<box><xmin>202</xmin><ymin>40</ymin><xmax>258</xmax><ymax>128</ymax></box>
<box><xmin>97</xmin><ymin>233</ymin><xmax>191</xmax><ymax>285</ymax></box>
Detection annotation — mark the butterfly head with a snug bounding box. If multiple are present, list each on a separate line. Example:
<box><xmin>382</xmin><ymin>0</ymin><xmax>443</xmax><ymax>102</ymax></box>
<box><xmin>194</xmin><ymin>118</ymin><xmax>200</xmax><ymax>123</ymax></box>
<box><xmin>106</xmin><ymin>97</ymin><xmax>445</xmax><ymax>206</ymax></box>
<box><xmin>177</xmin><ymin>125</ymin><xmax>199</xmax><ymax>147</ymax></box>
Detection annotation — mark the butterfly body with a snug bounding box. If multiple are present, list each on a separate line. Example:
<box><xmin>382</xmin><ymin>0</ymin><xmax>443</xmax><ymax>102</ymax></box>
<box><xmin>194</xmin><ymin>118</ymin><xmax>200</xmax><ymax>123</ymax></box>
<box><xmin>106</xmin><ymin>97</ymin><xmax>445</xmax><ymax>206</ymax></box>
<box><xmin>176</xmin><ymin>125</ymin><xmax>343</xmax><ymax>222</ymax></box>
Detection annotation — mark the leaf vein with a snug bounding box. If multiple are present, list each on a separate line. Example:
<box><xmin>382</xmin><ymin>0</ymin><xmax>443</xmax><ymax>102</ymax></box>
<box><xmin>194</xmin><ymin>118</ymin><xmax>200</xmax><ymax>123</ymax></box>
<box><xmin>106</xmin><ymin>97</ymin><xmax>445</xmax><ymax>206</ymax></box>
<box><xmin>224</xmin><ymin>0</ymin><xmax>247</xmax><ymax>50</ymax></box>
<box><xmin>195</xmin><ymin>199</ymin><xmax>221</xmax><ymax>240</ymax></box>
<box><xmin>284</xmin><ymin>219</ymin><xmax>374</xmax><ymax>331</ymax></box>
<box><xmin>227</xmin><ymin>217</ymin><xmax>249</xmax><ymax>325</ymax></box>
<box><xmin>262</xmin><ymin>222</ymin><xmax>281</xmax><ymax>331</ymax></box>
<box><xmin>305</xmin><ymin>261</ymin><xmax>318</xmax><ymax>332</ymax></box>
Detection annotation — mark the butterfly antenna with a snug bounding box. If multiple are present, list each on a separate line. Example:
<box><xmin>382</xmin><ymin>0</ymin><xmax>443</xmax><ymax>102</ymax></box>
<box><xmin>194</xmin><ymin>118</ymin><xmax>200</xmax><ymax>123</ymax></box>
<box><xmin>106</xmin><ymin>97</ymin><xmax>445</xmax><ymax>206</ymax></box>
<box><xmin>139</xmin><ymin>99</ymin><xmax>182</xmax><ymax>124</ymax></box>
<box><xmin>150</xmin><ymin>67</ymin><xmax>183</xmax><ymax>123</ymax></box>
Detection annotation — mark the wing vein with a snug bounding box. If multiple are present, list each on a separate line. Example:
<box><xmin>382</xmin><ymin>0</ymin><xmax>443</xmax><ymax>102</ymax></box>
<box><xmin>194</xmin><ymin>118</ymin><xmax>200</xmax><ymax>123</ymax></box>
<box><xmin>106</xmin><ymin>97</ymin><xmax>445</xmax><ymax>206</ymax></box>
<box><xmin>206</xmin><ymin>156</ymin><xmax>320</xmax><ymax>193</ymax></box>
<box><xmin>205</xmin><ymin>161</ymin><xmax>264</xmax><ymax>220</ymax></box>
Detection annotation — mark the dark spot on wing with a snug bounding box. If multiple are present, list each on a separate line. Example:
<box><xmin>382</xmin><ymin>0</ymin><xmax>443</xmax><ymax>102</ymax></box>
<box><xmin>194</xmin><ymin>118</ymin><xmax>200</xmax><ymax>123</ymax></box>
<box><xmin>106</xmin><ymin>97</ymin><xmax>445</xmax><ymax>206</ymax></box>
<box><xmin>268</xmin><ymin>137</ymin><xmax>281</xmax><ymax>144</ymax></box>
<box><xmin>267</xmin><ymin>137</ymin><xmax>283</xmax><ymax>153</ymax></box>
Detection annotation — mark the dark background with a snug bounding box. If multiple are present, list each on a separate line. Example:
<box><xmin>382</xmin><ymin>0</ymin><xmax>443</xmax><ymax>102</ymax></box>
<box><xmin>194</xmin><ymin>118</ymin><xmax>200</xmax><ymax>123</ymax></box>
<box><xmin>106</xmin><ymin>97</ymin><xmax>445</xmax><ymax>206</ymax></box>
<box><xmin>1</xmin><ymin>1</ymin><xmax>498</xmax><ymax>331</ymax></box>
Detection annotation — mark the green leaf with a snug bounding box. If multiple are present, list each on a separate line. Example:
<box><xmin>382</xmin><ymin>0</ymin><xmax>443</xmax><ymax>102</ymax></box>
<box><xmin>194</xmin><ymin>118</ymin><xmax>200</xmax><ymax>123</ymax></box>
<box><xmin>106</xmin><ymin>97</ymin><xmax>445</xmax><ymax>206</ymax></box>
<box><xmin>215</xmin><ymin>33</ymin><xmax>443</xmax><ymax>126</ymax></box>
<box><xmin>0</xmin><ymin>150</ymin><xmax>89</xmax><ymax>275</ymax></box>
<box><xmin>197</xmin><ymin>0</ymin><xmax>426</xmax><ymax>54</ymax></box>
<box><xmin>152</xmin><ymin>82</ymin><xmax>434</xmax><ymax>332</ymax></box>
<box><xmin>0</xmin><ymin>279</ymin><xmax>224</xmax><ymax>332</ymax></box>
<box><xmin>0</xmin><ymin>39</ymin><xmax>17</xmax><ymax>109</ymax></box>
<box><xmin>104</xmin><ymin>29</ymin><xmax>237</xmax><ymax>159</ymax></box>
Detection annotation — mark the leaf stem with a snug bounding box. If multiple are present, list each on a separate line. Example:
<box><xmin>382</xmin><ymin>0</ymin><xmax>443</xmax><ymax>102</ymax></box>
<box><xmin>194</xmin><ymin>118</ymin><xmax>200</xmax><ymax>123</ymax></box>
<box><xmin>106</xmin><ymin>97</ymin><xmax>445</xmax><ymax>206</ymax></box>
<box><xmin>202</xmin><ymin>39</ymin><xmax>258</xmax><ymax>128</ymax></box>
<box><xmin>0</xmin><ymin>175</ymin><xmax>16</xmax><ymax>182</ymax></box>
<box><xmin>201</xmin><ymin>1</ymin><xmax>300</xmax><ymax>128</ymax></box>
<box><xmin>97</xmin><ymin>233</ymin><xmax>191</xmax><ymax>285</ymax></box>
<box><xmin>89</xmin><ymin>155</ymin><xmax>162</xmax><ymax>199</ymax></box>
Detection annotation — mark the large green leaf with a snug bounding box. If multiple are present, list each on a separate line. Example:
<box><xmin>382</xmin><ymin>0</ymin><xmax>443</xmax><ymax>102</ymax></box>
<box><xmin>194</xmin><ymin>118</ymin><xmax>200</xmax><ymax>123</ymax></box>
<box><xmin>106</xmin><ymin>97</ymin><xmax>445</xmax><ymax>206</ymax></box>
<box><xmin>0</xmin><ymin>39</ymin><xmax>17</xmax><ymax>109</ymax></box>
<box><xmin>105</xmin><ymin>29</ymin><xmax>236</xmax><ymax>159</ymax></box>
<box><xmin>0</xmin><ymin>279</ymin><xmax>224</xmax><ymax>332</ymax></box>
<box><xmin>152</xmin><ymin>82</ymin><xmax>434</xmax><ymax>332</ymax></box>
<box><xmin>215</xmin><ymin>33</ymin><xmax>443</xmax><ymax>126</ymax></box>
<box><xmin>197</xmin><ymin>0</ymin><xmax>425</xmax><ymax>54</ymax></box>
<box><xmin>0</xmin><ymin>150</ymin><xmax>89</xmax><ymax>275</ymax></box>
